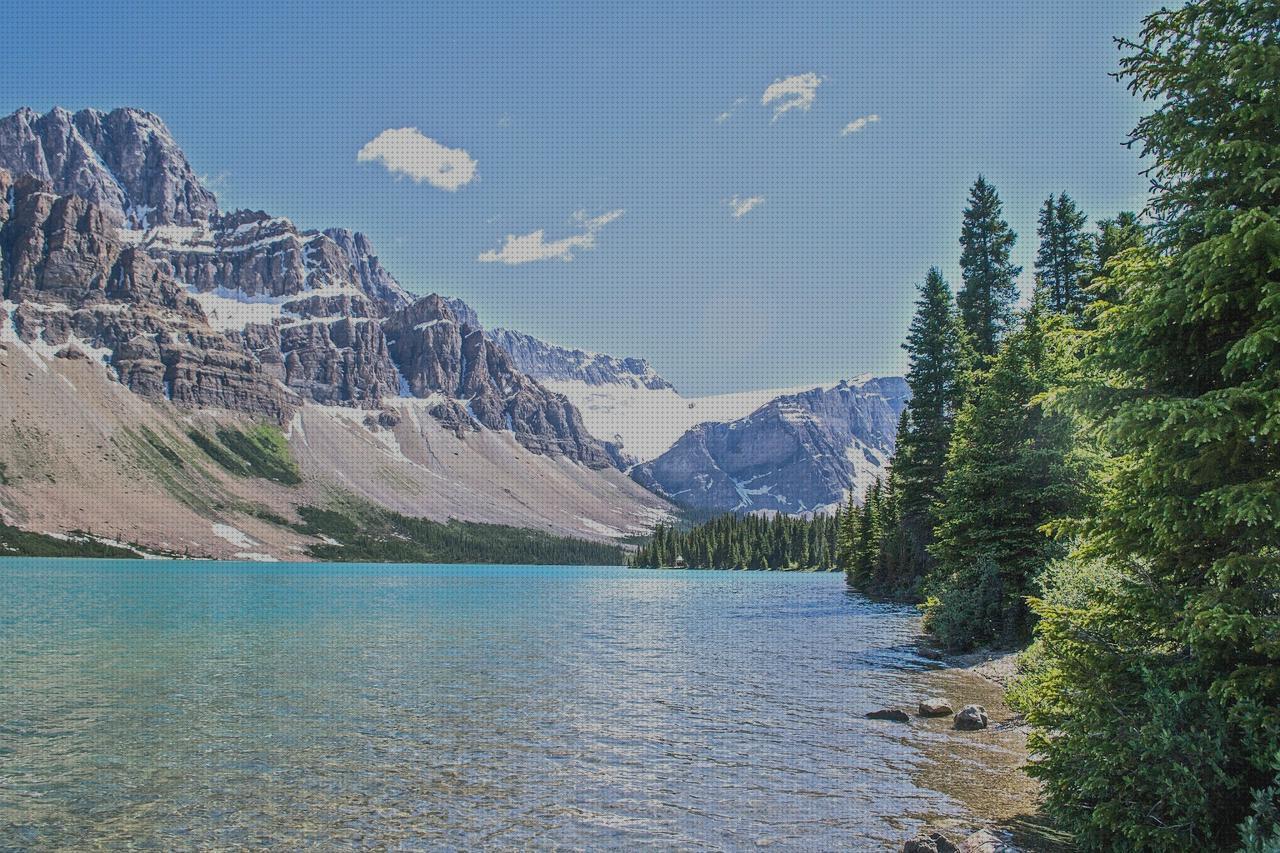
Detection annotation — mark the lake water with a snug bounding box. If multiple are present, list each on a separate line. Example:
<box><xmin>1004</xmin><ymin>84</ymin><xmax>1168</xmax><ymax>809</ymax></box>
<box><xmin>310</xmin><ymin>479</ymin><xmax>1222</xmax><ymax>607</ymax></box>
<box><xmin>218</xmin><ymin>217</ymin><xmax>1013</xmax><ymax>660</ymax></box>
<box><xmin>0</xmin><ymin>561</ymin><xmax>1019</xmax><ymax>850</ymax></box>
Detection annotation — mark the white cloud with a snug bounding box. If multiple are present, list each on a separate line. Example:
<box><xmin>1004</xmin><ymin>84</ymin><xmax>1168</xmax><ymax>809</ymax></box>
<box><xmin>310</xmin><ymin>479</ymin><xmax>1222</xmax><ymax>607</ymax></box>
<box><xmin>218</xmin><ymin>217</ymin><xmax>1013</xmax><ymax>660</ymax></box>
<box><xmin>840</xmin><ymin>114</ymin><xmax>881</xmax><ymax>136</ymax></box>
<box><xmin>357</xmin><ymin>127</ymin><xmax>477</xmax><ymax>191</ymax></box>
<box><xmin>761</xmin><ymin>73</ymin><xmax>823</xmax><ymax>121</ymax></box>
<box><xmin>478</xmin><ymin>209</ymin><xmax>624</xmax><ymax>265</ymax></box>
<box><xmin>728</xmin><ymin>195</ymin><xmax>764</xmax><ymax>218</ymax></box>
<box><xmin>715</xmin><ymin>97</ymin><xmax>745</xmax><ymax>123</ymax></box>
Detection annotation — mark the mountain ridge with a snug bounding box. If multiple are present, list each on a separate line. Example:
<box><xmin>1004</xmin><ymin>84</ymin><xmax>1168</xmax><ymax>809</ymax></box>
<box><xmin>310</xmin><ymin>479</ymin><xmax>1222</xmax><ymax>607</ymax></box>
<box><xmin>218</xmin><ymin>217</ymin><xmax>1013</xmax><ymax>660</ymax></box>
<box><xmin>0</xmin><ymin>106</ymin><xmax>670</xmax><ymax>554</ymax></box>
<box><xmin>630</xmin><ymin>377</ymin><xmax>909</xmax><ymax>515</ymax></box>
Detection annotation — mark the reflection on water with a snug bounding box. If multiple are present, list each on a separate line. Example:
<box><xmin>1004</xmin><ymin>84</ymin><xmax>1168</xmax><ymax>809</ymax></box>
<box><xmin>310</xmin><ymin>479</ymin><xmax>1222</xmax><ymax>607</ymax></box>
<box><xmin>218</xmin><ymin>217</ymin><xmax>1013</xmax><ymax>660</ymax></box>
<box><xmin>1</xmin><ymin>561</ymin><xmax>1008</xmax><ymax>850</ymax></box>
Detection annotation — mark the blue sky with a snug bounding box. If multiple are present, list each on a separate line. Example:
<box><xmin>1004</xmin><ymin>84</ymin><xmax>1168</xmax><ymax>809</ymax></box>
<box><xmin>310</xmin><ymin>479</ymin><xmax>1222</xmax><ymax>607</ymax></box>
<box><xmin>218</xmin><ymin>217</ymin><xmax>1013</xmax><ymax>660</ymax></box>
<box><xmin>6</xmin><ymin>0</ymin><xmax>1162</xmax><ymax>394</ymax></box>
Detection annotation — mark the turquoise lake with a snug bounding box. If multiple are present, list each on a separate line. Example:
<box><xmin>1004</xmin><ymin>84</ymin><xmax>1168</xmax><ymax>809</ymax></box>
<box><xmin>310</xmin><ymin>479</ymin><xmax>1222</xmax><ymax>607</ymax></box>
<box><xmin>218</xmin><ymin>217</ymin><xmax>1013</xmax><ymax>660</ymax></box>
<box><xmin>0</xmin><ymin>561</ymin><xmax>1018</xmax><ymax>850</ymax></box>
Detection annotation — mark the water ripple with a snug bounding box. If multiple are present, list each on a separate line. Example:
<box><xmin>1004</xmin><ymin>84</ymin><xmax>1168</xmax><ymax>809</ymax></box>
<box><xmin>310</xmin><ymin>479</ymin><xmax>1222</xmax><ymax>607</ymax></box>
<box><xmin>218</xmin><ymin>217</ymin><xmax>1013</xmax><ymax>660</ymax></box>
<box><xmin>0</xmin><ymin>561</ymin><xmax>986</xmax><ymax>850</ymax></box>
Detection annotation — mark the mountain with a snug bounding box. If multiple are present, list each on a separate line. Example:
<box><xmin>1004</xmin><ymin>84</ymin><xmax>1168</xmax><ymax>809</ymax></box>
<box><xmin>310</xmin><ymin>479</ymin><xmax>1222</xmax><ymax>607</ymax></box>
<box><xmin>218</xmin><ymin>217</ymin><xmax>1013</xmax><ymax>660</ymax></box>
<box><xmin>483</xmin><ymin>327</ymin><xmax>908</xmax><ymax>515</ymax></box>
<box><xmin>490</xmin><ymin>327</ymin><xmax>673</xmax><ymax>390</ymax></box>
<box><xmin>631</xmin><ymin>378</ymin><xmax>909</xmax><ymax>515</ymax></box>
<box><xmin>486</xmin><ymin>329</ymin><xmax>823</xmax><ymax>463</ymax></box>
<box><xmin>0</xmin><ymin>107</ymin><xmax>218</xmax><ymax>227</ymax></box>
<box><xmin>0</xmin><ymin>106</ymin><xmax>670</xmax><ymax>557</ymax></box>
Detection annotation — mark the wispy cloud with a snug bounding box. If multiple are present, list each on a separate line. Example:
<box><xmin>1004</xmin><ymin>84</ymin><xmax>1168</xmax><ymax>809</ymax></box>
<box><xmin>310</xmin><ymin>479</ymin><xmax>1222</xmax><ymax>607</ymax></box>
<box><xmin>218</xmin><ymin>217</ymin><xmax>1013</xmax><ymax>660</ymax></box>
<box><xmin>728</xmin><ymin>195</ymin><xmax>764</xmax><ymax>218</ymax></box>
<box><xmin>761</xmin><ymin>73</ymin><xmax>823</xmax><ymax>121</ymax></box>
<box><xmin>715</xmin><ymin>97</ymin><xmax>746</xmax><ymax>123</ymax></box>
<box><xmin>357</xmin><ymin>127</ymin><xmax>477</xmax><ymax>191</ymax></box>
<box><xmin>840</xmin><ymin>114</ymin><xmax>881</xmax><ymax>136</ymax></box>
<box><xmin>478</xmin><ymin>209</ymin><xmax>624</xmax><ymax>265</ymax></box>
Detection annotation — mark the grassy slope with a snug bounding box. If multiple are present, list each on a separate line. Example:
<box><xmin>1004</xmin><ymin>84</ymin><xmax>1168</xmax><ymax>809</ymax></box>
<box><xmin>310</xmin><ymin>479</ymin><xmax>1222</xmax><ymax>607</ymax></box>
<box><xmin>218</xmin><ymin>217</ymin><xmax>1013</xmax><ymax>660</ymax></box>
<box><xmin>293</xmin><ymin>501</ymin><xmax>626</xmax><ymax>565</ymax></box>
<box><xmin>0</xmin><ymin>523</ymin><xmax>141</xmax><ymax>559</ymax></box>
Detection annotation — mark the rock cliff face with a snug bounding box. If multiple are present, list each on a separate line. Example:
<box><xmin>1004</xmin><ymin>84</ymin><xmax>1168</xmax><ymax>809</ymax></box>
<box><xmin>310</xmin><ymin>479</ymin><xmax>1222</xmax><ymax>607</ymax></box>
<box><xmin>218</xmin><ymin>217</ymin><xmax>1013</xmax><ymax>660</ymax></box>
<box><xmin>0</xmin><ymin>107</ymin><xmax>218</xmax><ymax>226</ymax></box>
<box><xmin>631</xmin><ymin>378</ymin><xmax>909</xmax><ymax>514</ymax></box>
<box><xmin>383</xmin><ymin>296</ymin><xmax>615</xmax><ymax>468</ymax></box>
<box><xmin>490</xmin><ymin>327</ymin><xmax>672</xmax><ymax>390</ymax></box>
<box><xmin>323</xmin><ymin>228</ymin><xmax>412</xmax><ymax>311</ymax></box>
<box><xmin>0</xmin><ymin>106</ymin><xmax>622</xmax><ymax>469</ymax></box>
<box><xmin>0</xmin><ymin>171</ymin><xmax>293</xmax><ymax>420</ymax></box>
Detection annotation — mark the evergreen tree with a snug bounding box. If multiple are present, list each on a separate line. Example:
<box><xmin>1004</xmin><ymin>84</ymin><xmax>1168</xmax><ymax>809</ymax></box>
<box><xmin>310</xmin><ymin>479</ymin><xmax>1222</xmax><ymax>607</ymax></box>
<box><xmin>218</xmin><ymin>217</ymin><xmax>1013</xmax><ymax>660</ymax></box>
<box><xmin>1035</xmin><ymin>193</ymin><xmax>1092</xmax><ymax>316</ymax></box>
<box><xmin>1091</xmin><ymin>211</ymin><xmax>1143</xmax><ymax>277</ymax></box>
<box><xmin>923</xmin><ymin>303</ymin><xmax>1091</xmax><ymax>650</ymax></box>
<box><xmin>835</xmin><ymin>496</ymin><xmax>860</xmax><ymax>570</ymax></box>
<box><xmin>847</xmin><ymin>479</ymin><xmax>882</xmax><ymax>588</ymax></box>
<box><xmin>881</xmin><ymin>268</ymin><xmax>969</xmax><ymax>596</ymax></box>
<box><xmin>630</xmin><ymin>513</ymin><xmax>842</xmax><ymax>571</ymax></box>
<box><xmin>1013</xmin><ymin>2</ymin><xmax>1280</xmax><ymax>847</ymax></box>
<box><xmin>1087</xmin><ymin>211</ymin><xmax>1145</xmax><ymax>307</ymax></box>
<box><xmin>958</xmin><ymin>176</ymin><xmax>1022</xmax><ymax>359</ymax></box>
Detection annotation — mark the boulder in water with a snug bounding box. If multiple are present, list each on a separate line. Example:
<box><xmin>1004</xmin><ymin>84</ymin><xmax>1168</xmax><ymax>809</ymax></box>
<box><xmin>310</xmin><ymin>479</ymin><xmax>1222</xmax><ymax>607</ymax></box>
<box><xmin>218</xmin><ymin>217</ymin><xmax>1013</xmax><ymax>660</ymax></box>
<box><xmin>865</xmin><ymin>708</ymin><xmax>911</xmax><ymax>723</ymax></box>
<box><xmin>903</xmin><ymin>831</ymin><xmax>959</xmax><ymax>853</ymax></box>
<box><xmin>918</xmin><ymin>697</ymin><xmax>954</xmax><ymax>717</ymax></box>
<box><xmin>953</xmin><ymin>704</ymin><xmax>989</xmax><ymax>731</ymax></box>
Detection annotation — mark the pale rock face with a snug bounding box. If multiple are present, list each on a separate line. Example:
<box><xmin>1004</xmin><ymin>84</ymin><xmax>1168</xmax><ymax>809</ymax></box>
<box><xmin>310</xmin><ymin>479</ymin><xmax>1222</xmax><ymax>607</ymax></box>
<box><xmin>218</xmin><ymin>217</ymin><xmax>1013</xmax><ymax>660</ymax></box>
<box><xmin>489</xmin><ymin>327</ymin><xmax>673</xmax><ymax>391</ymax></box>
<box><xmin>630</xmin><ymin>378</ymin><xmax>909</xmax><ymax>514</ymax></box>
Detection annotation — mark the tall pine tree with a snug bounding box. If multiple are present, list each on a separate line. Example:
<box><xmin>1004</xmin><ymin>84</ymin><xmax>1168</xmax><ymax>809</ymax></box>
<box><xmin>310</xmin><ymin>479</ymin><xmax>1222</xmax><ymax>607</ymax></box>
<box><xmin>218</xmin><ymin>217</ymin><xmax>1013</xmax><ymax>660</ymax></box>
<box><xmin>1034</xmin><ymin>193</ymin><xmax>1092</xmax><ymax>316</ymax></box>
<box><xmin>1086</xmin><ymin>211</ymin><xmax>1145</xmax><ymax>308</ymax></box>
<box><xmin>880</xmin><ymin>268</ymin><xmax>969</xmax><ymax>596</ymax></box>
<box><xmin>846</xmin><ymin>479</ymin><xmax>882</xmax><ymax>589</ymax></box>
<box><xmin>923</xmin><ymin>302</ymin><xmax>1091</xmax><ymax>650</ymax></box>
<box><xmin>1013</xmin><ymin>2</ymin><xmax>1280</xmax><ymax>847</ymax></box>
<box><xmin>958</xmin><ymin>176</ymin><xmax>1022</xmax><ymax>360</ymax></box>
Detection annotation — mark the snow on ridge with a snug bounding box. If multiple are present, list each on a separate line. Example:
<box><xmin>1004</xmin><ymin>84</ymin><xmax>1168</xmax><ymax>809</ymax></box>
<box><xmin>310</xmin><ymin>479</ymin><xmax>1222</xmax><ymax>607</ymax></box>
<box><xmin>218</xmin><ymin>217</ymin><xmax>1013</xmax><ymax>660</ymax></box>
<box><xmin>540</xmin><ymin>378</ymin><xmax>827</xmax><ymax>462</ymax></box>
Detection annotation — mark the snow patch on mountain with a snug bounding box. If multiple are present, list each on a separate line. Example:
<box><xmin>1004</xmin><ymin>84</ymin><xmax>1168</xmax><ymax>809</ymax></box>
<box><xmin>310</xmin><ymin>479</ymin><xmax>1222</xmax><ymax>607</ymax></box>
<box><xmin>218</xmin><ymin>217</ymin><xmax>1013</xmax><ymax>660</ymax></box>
<box><xmin>538</xmin><ymin>378</ymin><xmax>831</xmax><ymax>463</ymax></box>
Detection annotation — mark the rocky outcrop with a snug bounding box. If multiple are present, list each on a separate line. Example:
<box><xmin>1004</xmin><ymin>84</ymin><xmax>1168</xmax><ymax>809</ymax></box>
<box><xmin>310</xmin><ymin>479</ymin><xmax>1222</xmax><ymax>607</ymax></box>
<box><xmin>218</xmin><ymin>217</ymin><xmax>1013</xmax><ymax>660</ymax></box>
<box><xmin>0</xmin><ymin>171</ymin><xmax>294</xmax><ymax>420</ymax></box>
<box><xmin>155</xmin><ymin>212</ymin><xmax>352</xmax><ymax>301</ymax></box>
<box><xmin>1</xmin><ymin>174</ymin><xmax>119</xmax><ymax>304</ymax></box>
<box><xmin>323</xmin><ymin>228</ymin><xmax>411</xmax><ymax>310</ymax></box>
<box><xmin>953</xmin><ymin>705</ymin><xmax>990</xmax><ymax>731</ymax></box>
<box><xmin>490</xmin><ymin>326</ymin><xmax>673</xmax><ymax>390</ymax></box>
<box><xmin>0</xmin><ymin>107</ymin><xmax>217</xmax><ymax>226</ymax></box>
<box><xmin>384</xmin><ymin>295</ymin><xmax>615</xmax><ymax>468</ymax></box>
<box><xmin>279</xmin><ymin>318</ymin><xmax>399</xmax><ymax>405</ymax></box>
<box><xmin>905</xmin><ymin>830</ymin><xmax>1019</xmax><ymax>853</ymax></box>
<box><xmin>631</xmin><ymin>377</ymin><xmax>910</xmax><ymax>514</ymax></box>
<box><xmin>918</xmin><ymin>698</ymin><xmax>954</xmax><ymax>717</ymax></box>
<box><xmin>905</xmin><ymin>831</ymin><xmax>960</xmax><ymax>853</ymax></box>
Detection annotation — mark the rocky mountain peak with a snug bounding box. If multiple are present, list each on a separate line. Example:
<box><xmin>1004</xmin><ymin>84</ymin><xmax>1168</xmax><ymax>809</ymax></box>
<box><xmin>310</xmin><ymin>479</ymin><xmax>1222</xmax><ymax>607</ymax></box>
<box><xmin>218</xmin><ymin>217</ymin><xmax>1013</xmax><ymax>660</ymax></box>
<box><xmin>489</xmin><ymin>326</ymin><xmax>673</xmax><ymax>390</ymax></box>
<box><xmin>0</xmin><ymin>106</ymin><xmax>217</xmax><ymax>227</ymax></box>
<box><xmin>382</xmin><ymin>294</ymin><xmax>616</xmax><ymax>468</ymax></box>
<box><xmin>631</xmin><ymin>378</ymin><xmax>909</xmax><ymax>515</ymax></box>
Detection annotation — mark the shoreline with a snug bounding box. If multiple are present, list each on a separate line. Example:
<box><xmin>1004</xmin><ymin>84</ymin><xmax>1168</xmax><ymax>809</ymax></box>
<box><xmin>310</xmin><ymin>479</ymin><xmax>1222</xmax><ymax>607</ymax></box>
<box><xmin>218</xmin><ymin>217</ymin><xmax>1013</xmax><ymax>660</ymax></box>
<box><xmin>908</xmin><ymin>639</ymin><xmax>1072</xmax><ymax>852</ymax></box>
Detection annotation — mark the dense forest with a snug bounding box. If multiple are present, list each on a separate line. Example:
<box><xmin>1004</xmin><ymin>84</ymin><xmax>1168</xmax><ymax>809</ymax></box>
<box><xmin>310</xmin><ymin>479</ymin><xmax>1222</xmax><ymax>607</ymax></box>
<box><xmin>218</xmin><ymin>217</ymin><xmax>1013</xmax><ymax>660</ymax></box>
<box><xmin>837</xmin><ymin>2</ymin><xmax>1279</xmax><ymax>849</ymax></box>
<box><xmin>628</xmin><ymin>512</ymin><xmax>840</xmax><ymax>570</ymax></box>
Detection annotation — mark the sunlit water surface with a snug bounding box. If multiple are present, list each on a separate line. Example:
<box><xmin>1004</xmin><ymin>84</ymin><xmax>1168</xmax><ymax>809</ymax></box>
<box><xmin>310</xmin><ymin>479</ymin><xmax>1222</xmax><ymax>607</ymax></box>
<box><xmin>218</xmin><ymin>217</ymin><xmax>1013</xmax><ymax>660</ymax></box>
<box><xmin>1</xmin><ymin>561</ymin><xmax>1003</xmax><ymax>850</ymax></box>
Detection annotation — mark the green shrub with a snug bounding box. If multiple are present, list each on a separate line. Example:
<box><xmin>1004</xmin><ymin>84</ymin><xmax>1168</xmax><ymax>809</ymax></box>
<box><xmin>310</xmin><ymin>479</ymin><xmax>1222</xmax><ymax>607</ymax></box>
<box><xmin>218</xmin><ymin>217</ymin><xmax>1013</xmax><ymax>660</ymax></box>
<box><xmin>1240</xmin><ymin>759</ymin><xmax>1280</xmax><ymax>853</ymax></box>
<box><xmin>293</xmin><ymin>502</ymin><xmax>626</xmax><ymax>565</ymax></box>
<box><xmin>188</xmin><ymin>425</ymin><xmax>301</xmax><ymax>485</ymax></box>
<box><xmin>0</xmin><ymin>523</ymin><xmax>141</xmax><ymax>559</ymax></box>
<box><xmin>921</xmin><ymin>558</ymin><xmax>1005</xmax><ymax>650</ymax></box>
